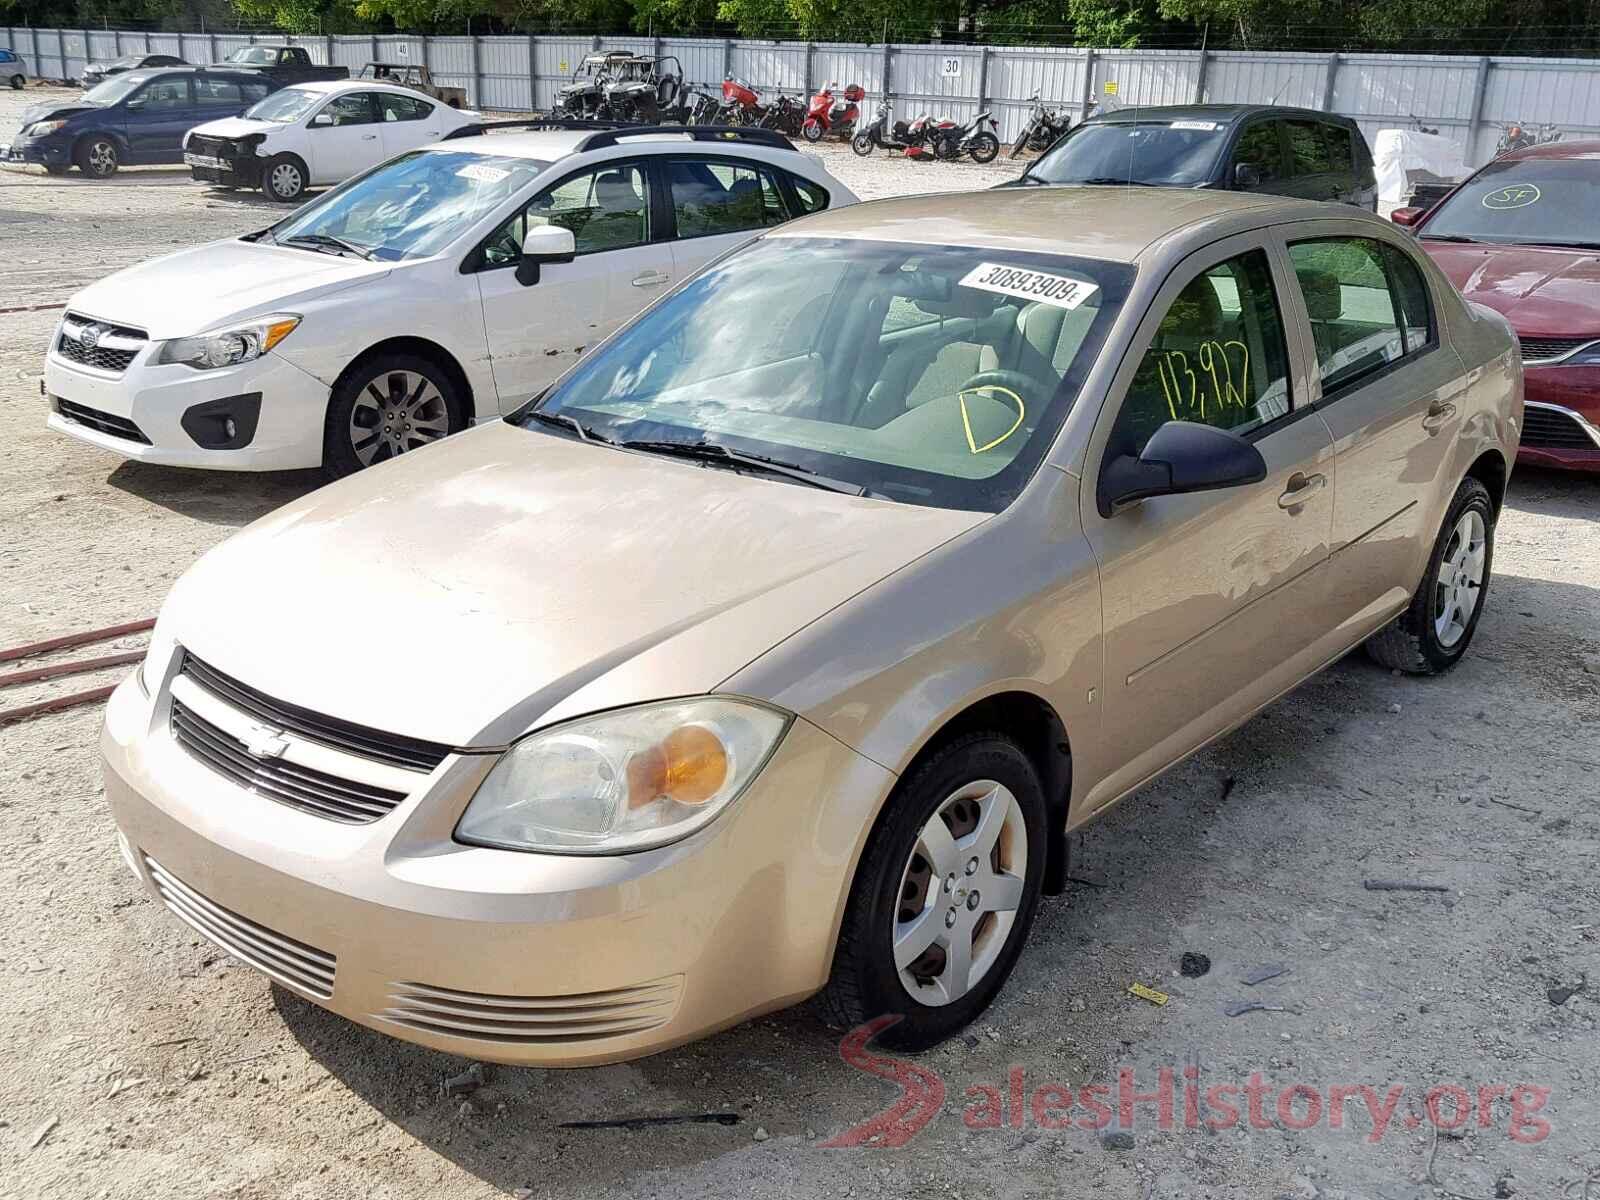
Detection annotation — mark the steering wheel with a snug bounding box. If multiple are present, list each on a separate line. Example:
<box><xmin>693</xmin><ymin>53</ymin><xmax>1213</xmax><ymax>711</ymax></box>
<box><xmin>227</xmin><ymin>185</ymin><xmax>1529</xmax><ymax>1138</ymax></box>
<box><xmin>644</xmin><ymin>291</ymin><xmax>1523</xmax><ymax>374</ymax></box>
<box><xmin>955</xmin><ymin>370</ymin><xmax>1042</xmax><ymax>453</ymax></box>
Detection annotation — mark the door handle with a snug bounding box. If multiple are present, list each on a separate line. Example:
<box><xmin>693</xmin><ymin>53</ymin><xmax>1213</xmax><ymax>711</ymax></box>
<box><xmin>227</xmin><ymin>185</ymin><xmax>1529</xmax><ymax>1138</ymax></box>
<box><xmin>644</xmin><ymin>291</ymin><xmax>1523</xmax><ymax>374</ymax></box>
<box><xmin>1278</xmin><ymin>472</ymin><xmax>1326</xmax><ymax>509</ymax></box>
<box><xmin>361</xmin><ymin>133</ymin><xmax>378</xmax><ymax>141</ymax></box>
<box><xmin>1421</xmin><ymin>399</ymin><xmax>1457</xmax><ymax>433</ymax></box>
<box><xmin>631</xmin><ymin>271</ymin><xmax>670</xmax><ymax>288</ymax></box>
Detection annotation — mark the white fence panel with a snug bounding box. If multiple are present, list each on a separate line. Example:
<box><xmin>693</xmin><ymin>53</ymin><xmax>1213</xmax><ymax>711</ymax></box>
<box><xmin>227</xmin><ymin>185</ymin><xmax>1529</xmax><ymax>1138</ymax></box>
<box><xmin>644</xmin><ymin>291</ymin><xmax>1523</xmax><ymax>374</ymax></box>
<box><xmin>1093</xmin><ymin>50</ymin><xmax>1202</xmax><ymax>108</ymax></box>
<box><xmin>1335</xmin><ymin>53</ymin><xmax>1480</xmax><ymax>126</ymax></box>
<box><xmin>175</xmin><ymin>33</ymin><xmax>210</xmax><ymax>63</ymax></box>
<box><xmin>534</xmin><ymin>37</ymin><xmax>594</xmax><ymax>109</ymax></box>
<box><xmin>892</xmin><ymin>46</ymin><xmax>981</xmax><ymax>105</ymax></box>
<box><xmin>730</xmin><ymin>42</ymin><xmax>808</xmax><ymax>92</ymax></box>
<box><xmin>59</xmin><ymin>30</ymin><xmax>87</xmax><ymax>80</ymax></box>
<box><xmin>1206</xmin><ymin>51</ymin><xmax>1325</xmax><ymax>107</ymax></box>
<box><xmin>812</xmin><ymin>44</ymin><xmax>884</xmax><ymax>96</ymax></box>
<box><xmin>660</xmin><ymin>38</ymin><xmax>724</xmax><ymax>89</ymax></box>
<box><xmin>1485</xmin><ymin>57</ymin><xmax>1600</xmax><ymax>135</ymax></box>
<box><xmin>425</xmin><ymin>35</ymin><xmax>474</xmax><ymax>107</ymax></box>
<box><xmin>329</xmin><ymin>36</ymin><xmax>371</xmax><ymax>71</ymax></box>
<box><xmin>479</xmin><ymin>37</ymin><xmax>533</xmax><ymax>111</ymax></box>
<box><xmin>87</xmin><ymin>31</ymin><xmax>117</xmax><ymax>60</ymax></box>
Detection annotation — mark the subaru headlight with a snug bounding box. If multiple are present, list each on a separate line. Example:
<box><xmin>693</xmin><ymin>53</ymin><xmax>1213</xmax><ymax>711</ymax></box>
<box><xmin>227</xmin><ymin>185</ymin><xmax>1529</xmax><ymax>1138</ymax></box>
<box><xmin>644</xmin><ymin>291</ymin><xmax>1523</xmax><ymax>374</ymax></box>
<box><xmin>27</xmin><ymin>119</ymin><xmax>68</xmax><ymax>137</ymax></box>
<box><xmin>457</xmin><ymin>698</ymin><xmax>790</xmax><ymax>855</ymax></box>
<box><xmin>155</xmin><ymin>314</ymin><xmax>300</xmax><ymax>371</ymax></box>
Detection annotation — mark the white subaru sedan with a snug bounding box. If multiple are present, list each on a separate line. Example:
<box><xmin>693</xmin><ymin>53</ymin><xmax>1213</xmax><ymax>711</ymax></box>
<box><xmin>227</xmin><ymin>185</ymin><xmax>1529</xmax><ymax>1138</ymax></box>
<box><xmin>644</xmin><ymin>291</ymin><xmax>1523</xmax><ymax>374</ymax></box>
<box><xmin>183</xmin><ymin>78</ymin><xmax>483</xmax><ymax>202</ymax></box>
<box><xmin>45</xmin><ymin>124</ymin><xmax>856</xmax><ymax>476</ymax></box>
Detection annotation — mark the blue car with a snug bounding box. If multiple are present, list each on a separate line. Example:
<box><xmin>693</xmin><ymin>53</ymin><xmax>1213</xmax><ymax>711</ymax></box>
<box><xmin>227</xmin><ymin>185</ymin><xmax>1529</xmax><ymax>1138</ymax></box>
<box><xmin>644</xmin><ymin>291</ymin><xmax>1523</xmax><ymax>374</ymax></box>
<box><xmin>1</xmin><ymin>47</ymin><xmax>26</xmax><ymax>89</ymax></box>
<box><xmin>4</xmin><ymin>67</ymin><xmax>272</xmax><ymax>176</ymax></box>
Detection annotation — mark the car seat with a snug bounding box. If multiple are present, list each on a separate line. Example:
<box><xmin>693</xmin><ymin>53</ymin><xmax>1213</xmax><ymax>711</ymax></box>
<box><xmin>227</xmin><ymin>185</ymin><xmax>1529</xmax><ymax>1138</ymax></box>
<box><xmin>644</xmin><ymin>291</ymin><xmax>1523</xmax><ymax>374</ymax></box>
<box><xmin>577</xmin><ymin>171</ymin><xmax>646</xmax><ymax>251</ymax></box>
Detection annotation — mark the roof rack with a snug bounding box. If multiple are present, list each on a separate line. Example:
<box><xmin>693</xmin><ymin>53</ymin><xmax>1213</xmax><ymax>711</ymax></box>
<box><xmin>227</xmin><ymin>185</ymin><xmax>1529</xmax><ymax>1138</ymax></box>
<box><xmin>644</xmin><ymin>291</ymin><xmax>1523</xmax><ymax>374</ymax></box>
<box><xmin>441</xmin><ymin>117</ymin><xmax>627</xmax><ymax>142</ymax></box>
<box><xmin>574</xmin><ymin>125</ymin><xmax>795</xmax><ymax>153</ymax></box>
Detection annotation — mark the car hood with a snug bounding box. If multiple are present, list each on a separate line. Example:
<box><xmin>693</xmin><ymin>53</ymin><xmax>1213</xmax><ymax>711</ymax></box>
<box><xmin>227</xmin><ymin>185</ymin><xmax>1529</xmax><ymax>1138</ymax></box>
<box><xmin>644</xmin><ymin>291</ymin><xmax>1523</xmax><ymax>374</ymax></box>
<box><xmin>189</xmin><ymin>116</ymin><xmax>278</xmax><ymax>140</ymax></box>
<box><xmin>163</xmin><ymin>422</ymin><xmax>983</xmax><ymax>748</ymax></box>
<box><xmin>1421</xmin><ymin>240</ymin><xmax>1600</xmax><ymax>337</ymax></box>
<box><xmin>67</xmin><ymin>239</ymin><xmax>391</xmax><ymax>339</ymax></box>
<box><xmin>18</xmin><ymin>100</ymin><xmax>95</xmax><ymax>127</ymax></box>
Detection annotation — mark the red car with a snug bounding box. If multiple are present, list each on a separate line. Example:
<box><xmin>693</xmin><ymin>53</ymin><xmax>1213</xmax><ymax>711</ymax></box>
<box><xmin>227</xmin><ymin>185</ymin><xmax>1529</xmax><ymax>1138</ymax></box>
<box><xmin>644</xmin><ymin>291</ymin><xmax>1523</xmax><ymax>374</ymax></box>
<box><xmin>1392</xmin><ymin>141</ymin><xmax>1600</xmax><ymax>470</ymax></box>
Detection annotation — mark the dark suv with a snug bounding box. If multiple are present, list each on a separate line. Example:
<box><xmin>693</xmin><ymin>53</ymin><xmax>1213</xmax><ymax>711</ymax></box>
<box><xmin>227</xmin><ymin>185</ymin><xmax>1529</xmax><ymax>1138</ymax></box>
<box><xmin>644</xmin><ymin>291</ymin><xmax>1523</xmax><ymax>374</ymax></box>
<box><xmin>1004</xmin><ymin>104</ymin><xmax>1377</xmax><ymax>209</ymax></box>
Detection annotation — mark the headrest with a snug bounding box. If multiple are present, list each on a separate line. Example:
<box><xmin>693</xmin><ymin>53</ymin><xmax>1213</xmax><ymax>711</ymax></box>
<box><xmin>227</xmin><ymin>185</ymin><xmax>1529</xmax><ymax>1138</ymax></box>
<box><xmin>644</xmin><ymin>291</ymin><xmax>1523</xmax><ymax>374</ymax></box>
<box><xmin>594</xmin><ymin>172</ymin><xmax>638</xmax><ymax>209</ymax></box>
<box><xmin>1298</xmin><ymin>269</ymin><xmax>1343</xmax><ymax>322</ymax></box>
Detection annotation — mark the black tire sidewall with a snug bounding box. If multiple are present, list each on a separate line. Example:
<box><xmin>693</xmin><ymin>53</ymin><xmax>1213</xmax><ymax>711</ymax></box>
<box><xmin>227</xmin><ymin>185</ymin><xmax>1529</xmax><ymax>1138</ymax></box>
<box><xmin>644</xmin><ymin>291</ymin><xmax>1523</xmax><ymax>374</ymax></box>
<box><xmin>10</xmin><ymin>75</ymin><xmax>22</xmax><ymax>90</ymax></box>
<box><xmin>322</xmin><ymin>353</ymin><xmax>460</xmax><ymax>479</ymax></box>
<box><xmin>1408</xmin><ymin>480</ymin><xmax>1496</xmax><ymax>671</ymax></box>
<box><xmin>842</xmin><ymin>736</ymin><xmax>1047</xmax><ymax>1051</ymax></box>
<box><xmin>263</xmin><ymin>154</ymin><xmax>306</xmax><ymax>202</ymax></box>
<box><xmin>970</xmin><ymin>132</ymin><xmax>1000</xmax><ymax>162</ymax></box>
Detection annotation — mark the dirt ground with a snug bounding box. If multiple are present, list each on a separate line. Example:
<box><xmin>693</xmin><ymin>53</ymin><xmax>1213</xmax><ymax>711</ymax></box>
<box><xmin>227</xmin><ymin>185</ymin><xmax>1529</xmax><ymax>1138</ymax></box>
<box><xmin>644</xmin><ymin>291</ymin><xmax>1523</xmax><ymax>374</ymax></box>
<box><xmin>2</xmin><ymin>85</ymin><xmax>1599</xmax><ymax>1200</ymax></box>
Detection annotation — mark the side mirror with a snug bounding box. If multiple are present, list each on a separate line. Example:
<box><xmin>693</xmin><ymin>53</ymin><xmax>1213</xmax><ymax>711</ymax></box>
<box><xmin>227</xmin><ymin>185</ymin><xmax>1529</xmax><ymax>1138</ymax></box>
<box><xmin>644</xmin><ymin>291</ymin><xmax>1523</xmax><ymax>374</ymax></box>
<box><xmin>1389</xmin><ymin>206</ymin><xmax>1425</xmax><ymax>227</ymax></box>
<box><xmin>514</xmin><ymin>224</ymin><xmax>576</xmax><ymax>287</ymax></box>
<box><xmin>309</xmin><ymin>112</ymin><xmax>333</xmax><ymax>127</ymax></box>
<box><xmin>1097</xmin><ymin>421</ymin><xmax>1268</xmax><ymax>517</ymax></box>
<box><xmin>1233</xmin><ymin>161</ymin><xmax>1262</xmax><ymax>189</ymax></box>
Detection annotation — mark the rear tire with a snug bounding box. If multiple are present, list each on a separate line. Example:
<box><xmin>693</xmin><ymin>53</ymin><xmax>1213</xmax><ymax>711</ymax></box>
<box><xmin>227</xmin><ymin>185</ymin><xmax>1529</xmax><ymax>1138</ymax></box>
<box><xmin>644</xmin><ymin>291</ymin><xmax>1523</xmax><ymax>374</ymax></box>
<box><xmin>9</xmin><ymin>74</ymin><xmax>23</xmax><ymax>90</ymax></box>
<box><xmin>262</xmin><ymin>153</ymin><xmax>307</xmax><ymax>203</ymax></box>
<box><xmin>1365</xmin><ymin>477</ymin><xmax>1495</xmax><ymax>675</ymax></box>
<box><xmin>323</xmin><ymin>352</ymin><xmax>464</xmax><ymax>479</ymax></box>
<box><xmin>74</xmin><ymin>136</ymin><xmax>118</xmax><ymax>177</ymax></box>
<box><xmin>818</xmin><ymin>732</ymin><xmax>1047</xmax><ymax>1051</ymax></box>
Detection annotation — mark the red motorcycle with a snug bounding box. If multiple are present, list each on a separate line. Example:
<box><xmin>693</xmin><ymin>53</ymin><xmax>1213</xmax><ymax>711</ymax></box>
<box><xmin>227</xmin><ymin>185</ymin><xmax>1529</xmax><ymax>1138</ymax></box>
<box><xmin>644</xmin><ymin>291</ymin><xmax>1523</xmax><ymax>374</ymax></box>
<box><xmin>719</xmin><ymin>76</ymin><xmax>762</xmax><ymax>125</ymax></box>
<box><xmin>802</xmin><ymin>82</ymin><xmax>864</xmax><ymax>142</ymax></box>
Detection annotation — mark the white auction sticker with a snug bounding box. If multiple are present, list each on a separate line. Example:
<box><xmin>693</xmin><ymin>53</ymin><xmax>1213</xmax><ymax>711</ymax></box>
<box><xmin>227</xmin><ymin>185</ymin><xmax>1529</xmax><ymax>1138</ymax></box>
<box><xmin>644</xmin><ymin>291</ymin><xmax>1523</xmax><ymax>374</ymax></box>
<box><xmin>959</xmin><ymin>263</ymin><xmax>1100</xmax><ymax>311</ymax></box>
<box><xmin>1170</xmin><ymin>119</ymin><xmax>1218</xmax><ymax>131</ymax></box>
<box><xmin>457</xmin><ymin>163</ymin><xmax>509</xmax><ymax>183</ymax></box>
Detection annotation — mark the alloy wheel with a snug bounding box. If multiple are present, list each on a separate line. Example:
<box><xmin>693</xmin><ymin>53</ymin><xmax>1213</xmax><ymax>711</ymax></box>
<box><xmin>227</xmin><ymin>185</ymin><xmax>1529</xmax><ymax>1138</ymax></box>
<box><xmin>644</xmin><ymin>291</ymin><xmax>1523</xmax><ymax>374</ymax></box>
<box><xmin>88</xmin><ymin>140</ymin><xmax>116</xmax><ymax>175</ymax></box>
<box><xmin>348</xmin><ymin>370</ymin><xmax>450</xmax><ymax>466</ymax></box>
<box><xmin>893</xmin><ymin>779</ymin><xmax>1029</xmax><ymax>1007</ymax></box>
<box><xmin>1434</xmin><ymin>509</ymin><xmax>1487</xmax><ymax>648</ymax></box>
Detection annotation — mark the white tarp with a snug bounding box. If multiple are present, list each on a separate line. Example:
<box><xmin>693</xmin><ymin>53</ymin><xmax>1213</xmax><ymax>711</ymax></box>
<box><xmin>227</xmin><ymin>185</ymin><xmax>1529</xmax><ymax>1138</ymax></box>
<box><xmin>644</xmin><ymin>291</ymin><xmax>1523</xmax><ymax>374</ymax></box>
<box><xmin>1373</xmin><ymin>129</ymin><xmax>1469</xmax><ymax>204</ymax></box>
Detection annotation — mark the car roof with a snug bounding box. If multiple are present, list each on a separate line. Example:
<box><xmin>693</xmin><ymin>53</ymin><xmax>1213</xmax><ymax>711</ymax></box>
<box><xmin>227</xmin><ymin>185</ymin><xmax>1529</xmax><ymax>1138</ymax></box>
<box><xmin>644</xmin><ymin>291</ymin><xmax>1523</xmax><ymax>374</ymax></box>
<box><xmin>276</xmin><ymin>77</ymin><xmax>417</xmax><ymax>97</ymax></box>
<box><xmin>1498</xmin><ymin>138</ymin><xmax>1600</xmax><ymax>161</ymax></box>
<box><xmin>767</xmin><ymin>187</ymin><xmax>1345</xmax><ymax>264</ymax></box>
<box><xmin>425</xmin><ymin>128</ymin><xmax>800</xmax><ymax>162</ymax></box>
<box><xmin>1088</xmin><ymin>104</ymin><xmax>1357</xmax><ymax>129</ymax></box>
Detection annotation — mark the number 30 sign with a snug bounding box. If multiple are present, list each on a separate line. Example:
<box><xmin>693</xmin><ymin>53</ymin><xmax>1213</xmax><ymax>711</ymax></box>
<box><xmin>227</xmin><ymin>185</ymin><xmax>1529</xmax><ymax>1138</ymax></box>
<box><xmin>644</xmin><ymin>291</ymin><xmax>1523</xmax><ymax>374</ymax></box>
<box><xmin>940</xmin><ymin>56</ymin><xmax>962</xmax><ymax>78</ymax></box>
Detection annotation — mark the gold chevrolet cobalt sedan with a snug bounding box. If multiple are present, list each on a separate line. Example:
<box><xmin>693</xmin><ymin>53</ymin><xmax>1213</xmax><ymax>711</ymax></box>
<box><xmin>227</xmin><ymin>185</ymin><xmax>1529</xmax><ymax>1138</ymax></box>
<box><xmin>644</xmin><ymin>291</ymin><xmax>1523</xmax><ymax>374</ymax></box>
<box><xmin>103</xmin><ymin>188</ymin><xmax>1520</xmax><ymax>1063</ymax></box>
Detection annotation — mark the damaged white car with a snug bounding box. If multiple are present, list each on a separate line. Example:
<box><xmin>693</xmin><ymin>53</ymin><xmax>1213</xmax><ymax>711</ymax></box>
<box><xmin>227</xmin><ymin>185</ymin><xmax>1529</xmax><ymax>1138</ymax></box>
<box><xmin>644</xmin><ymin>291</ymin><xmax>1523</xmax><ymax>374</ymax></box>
<box><xmin>46</xmin><ymin>124</ymin><xmax>855</xmax><ymax>477</ymax></box>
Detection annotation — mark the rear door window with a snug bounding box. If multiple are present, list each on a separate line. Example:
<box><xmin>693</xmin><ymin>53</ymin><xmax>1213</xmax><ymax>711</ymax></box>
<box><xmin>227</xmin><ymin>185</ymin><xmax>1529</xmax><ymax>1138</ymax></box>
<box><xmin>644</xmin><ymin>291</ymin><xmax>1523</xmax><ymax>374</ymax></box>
<box><xmin>379</xmin><ymin>92</ymin><xmax>434</xmax><ymax>122</ymax></box>
<box><xmin>1286</xmin><ymin>121</ymin><xmax>1332</xmax><ymax>177</ymax></box>
<box><xmin>1289</xmin><ymin>238</ymin><xmax>1421</xmax><ymax>394</ymax></box>
<box><xmin>667</xmin><ymin>159</ymin><xmax>788</xmax><ymax>239</ymax></box>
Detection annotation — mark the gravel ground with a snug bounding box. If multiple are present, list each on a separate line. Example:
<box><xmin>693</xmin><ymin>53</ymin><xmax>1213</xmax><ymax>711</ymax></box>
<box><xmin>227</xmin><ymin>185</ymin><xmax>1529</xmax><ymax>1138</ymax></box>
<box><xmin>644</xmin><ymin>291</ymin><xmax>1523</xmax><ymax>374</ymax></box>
<box><xmin>3</xmin><ymin>86</ymin><xmax>1599</xmax><ymax>1200</ymax></box>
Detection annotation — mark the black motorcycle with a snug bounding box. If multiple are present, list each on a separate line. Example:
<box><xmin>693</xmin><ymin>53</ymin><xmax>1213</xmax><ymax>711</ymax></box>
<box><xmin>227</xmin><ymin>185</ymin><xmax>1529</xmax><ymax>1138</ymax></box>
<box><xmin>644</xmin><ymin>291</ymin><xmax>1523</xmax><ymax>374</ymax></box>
<box><xmin>933</xmin><ymin>110</ymin><xmax>1001</xmax><ymax>163</ymax></box>
<box><xmin>758</xmin><ymin>94</ymin><xmax>805</xmax><ymax>136</ymax></box>
<box><xmin>681</xmin><ymin>84</ymin><xmax>721</xmax><ymax>126</ymax></box>
<box><xmin>1010</xmin><ymin>93</ymin><xmax>1071</xmax><ymax>158</ymax></box>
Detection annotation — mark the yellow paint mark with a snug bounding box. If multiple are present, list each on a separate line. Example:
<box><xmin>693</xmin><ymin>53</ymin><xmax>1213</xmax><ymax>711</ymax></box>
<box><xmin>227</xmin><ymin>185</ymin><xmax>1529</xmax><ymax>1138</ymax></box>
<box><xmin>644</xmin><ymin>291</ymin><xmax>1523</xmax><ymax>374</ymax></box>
<box><xmin>1128</xmin><ymin>982</ymin><xmax>1170</xmax><ymax>1006</ymax></box>
<box><xmin>958</xmin><ymin>385</ymin><xmax>1026</xmax><ymax>454</ymax></box>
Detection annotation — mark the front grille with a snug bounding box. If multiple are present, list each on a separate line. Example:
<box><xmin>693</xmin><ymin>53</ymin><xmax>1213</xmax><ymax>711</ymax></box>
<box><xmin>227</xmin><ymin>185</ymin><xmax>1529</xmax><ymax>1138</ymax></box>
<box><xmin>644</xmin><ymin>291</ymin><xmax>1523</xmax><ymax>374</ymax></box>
<box><xmin>171</xmin><ymin>698</ymin><xmax>408</xmax><ymax>824</ymax></box>
<box><xmin>187</xmin><ymin>134</ymin><xmax>235</xmax><ymax>159</ymax></box>
<box><xmin>379</xmin><ymin>977</ymin><xmax>683</xmax><ymax>1044</ymax></box>
<box><xmin>144</xmin><ymin>854</ymin><xmax>337</xmax><ymax>998</ymax></box>
<box><xmin>1522</xmin><ymin>404</ymin><xmax>1600</xmax><ymax>451</ymax></box>
<box><xmin>1518</xmin><ymin>335</ymin><xmax>1595</xmax><ymax>364</ymax></box>
<box><xmin>54</xmin><ymin>397</ymin><xmax>151</xmax><ymax>444</ymax></box>
<box><xmin>56</xmin><ymin>311</ymin><xmax>147</xmax><ymax>375</ymax></box>
<box><xmin>180</xmin><ymin>653</ymin><xmax>451</xmax><ymax>772</ymax></box>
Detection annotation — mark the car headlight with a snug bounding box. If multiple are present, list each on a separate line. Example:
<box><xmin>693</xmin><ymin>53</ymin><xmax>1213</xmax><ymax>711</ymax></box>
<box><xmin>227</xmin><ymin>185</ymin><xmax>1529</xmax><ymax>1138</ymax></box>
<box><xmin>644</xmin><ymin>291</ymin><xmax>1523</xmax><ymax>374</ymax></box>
<box><xmin>457</xmin><ymin>698</ymin><xmax>791</xmax><ymax>855</ymax></box>
<box><xmin>27</xmin><ymin>120</ymin><xmax>68</xmax><ymax>137</ymax></box>
<box><xmin>155</xmin><ymin>314</ymin><xmax>299</xmax><ymax>370</ymax></box>
<box><xmin>1558</xmin><ymin>341</ymin><xmax>1600</xmax><ymax>366</ymax></box>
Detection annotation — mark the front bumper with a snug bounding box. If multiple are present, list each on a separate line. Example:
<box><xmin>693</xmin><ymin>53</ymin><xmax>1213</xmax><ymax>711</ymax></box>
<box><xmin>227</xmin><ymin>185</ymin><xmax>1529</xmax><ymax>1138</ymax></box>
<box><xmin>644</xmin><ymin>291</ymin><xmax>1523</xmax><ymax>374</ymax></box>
<box><xmin>45</xmin><ymin>333</ymin><xmax>331</xmax><ymax>471</ymax></box>
<box><xmin>4</xmin><ymin>133</ymin><xmax>71</xmax><ymax>168</ymax></box>
<box><xmin>185</xmin><ymin>149</ymin><xmax>263</xmax><ymax>188</ymax></box>
<box><xmin>101</xmin><ymin>671</ymin><xmax>894</xmax><ymax>1066</ymax></box>
<box><xmin>1519</xmin><ymin>367</ymin><xmax>1600</xmax><ymax>472</ymax></box>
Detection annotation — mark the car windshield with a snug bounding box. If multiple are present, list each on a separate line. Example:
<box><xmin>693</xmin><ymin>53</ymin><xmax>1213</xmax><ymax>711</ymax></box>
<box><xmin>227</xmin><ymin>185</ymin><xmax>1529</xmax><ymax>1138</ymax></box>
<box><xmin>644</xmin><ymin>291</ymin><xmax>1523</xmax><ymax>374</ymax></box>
<box><xmin>520</xmin><ymin>237</ymin><xmax>1134</xmax><ymax>512</ymax></box>
<box><xmin>244</xmin><ymin>87</ymin><xmax>321</xmax><ymax>123</ymax></box>
<box><xmin>227</xmin><ymin>48</ymin><xmax>278</xmax><ymax>66</ymax></box>
<box><xmin>267</xmin><ymin>149</ymin><xmax>548</xmax><ymax>262</ymax></box>
<box><xmin>1028</xmin><ymin>120</ymin><xmax>1229</xmax><ymax>186</ymax></box>
<box><xmin>82</xmin><ymin>75</ymin><xmax>146</xmax><ymax>106</ymax></box>
<box><xmin>1421</xmin><ymin>157</ymin><xmax>1600</xmax><ymax>247</ymax></box>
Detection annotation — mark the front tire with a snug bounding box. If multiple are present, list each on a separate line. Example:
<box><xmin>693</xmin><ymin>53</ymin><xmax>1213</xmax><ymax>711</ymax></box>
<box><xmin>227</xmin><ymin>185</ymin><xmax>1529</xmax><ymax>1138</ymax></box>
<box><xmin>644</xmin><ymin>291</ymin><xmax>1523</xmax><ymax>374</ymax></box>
<box><xmin>1365</xmin><ymin>477</ymin><xmax>1495</xmax><ymax>674</ymax></box>
<box><xmin>1010</xmin><ymin>125</ymin><xmax>1032</xmax><ymax>158</ymax></box>
<box><xmin>323</xmin><ymin>353</ymin><xmax>463</xmax><ymax>479</ymax></box>
<box><xmin>801</xmin><ymin>118</ymin><xmax>824</xmax><ymax>142</ymax></box>
<box><xmin>262</xmin><ymin>153</ymin><xmax>307</xmax><ymax>203</ymax></box>
<box><xmin>9</xmin><ymin>74</ymin><xmax>23</xmax><ymax>90</ymax></box>
<box><xmin>969</xmin><ymin>131</ymin><xmax>1000</xmax><ymax>163</ymax></box>
<box><xmin>819</xmin><ymin>732</ymin><xmax>1047</xmax><ymax>1051</ymax></box>
<box><xmin>851</xmin><ymin>132</ymin><xmax>874</xmax><ymax>156</ymax></box>
<box><xmin>74</xmin><ymin>136</ymin><xmax>118</xmax><ymax>177</ymax></box>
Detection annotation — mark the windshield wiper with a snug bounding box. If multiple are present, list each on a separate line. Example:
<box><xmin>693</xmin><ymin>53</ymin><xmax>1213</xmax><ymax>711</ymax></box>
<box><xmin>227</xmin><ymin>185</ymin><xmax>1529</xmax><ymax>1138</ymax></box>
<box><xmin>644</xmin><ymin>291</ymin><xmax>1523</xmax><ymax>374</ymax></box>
<box><xmin>620</xmin><ymin>439</ymin><xmax>869</xmax><ymax>497</ymax></box>
<box><xmin>1419</xmin><ymin>234</ymin><xmax>1478</xmax><ymax>243</ymax></box>
<box><xmin>1076</xmin><ymin>176</ymin><xmax>1158</xmax><ymax>186</ymax></box>
<box><xmin>524</xmin><ymin>409</ymin><xmax>616</xmax><ymax>444</ymax></box>
<box><xmin>281</xmin><ymin>233</ymin><xmax>374</xmax><ymax>260</ymax></box>
<box><xmin>1522</xmin><ymin>240</ymin><xmax>1600</xmax><ymax>251</ymax></box>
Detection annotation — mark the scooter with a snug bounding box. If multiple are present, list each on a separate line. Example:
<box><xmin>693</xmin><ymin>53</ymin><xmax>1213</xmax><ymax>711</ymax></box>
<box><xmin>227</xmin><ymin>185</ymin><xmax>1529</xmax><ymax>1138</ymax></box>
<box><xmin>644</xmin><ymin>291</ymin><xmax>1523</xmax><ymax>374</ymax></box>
<box><xmin>933</xmin><ymin>109</ymin><xmax>1001</xmax><ymax>163</ymax></box>
<box><xmin>1010</xmin><ymin>93</ymin><xmax>1071</xmax><ymax>158</ymax></box>
<box><xmin>851</xmin><ymin>101</ymin><xmax>943</xmax><ymax>159</ymax></box>
<box><xmin>802</xmin><ymin>82</ymin><xmax>864</xmax><ymax>142</ymax></box>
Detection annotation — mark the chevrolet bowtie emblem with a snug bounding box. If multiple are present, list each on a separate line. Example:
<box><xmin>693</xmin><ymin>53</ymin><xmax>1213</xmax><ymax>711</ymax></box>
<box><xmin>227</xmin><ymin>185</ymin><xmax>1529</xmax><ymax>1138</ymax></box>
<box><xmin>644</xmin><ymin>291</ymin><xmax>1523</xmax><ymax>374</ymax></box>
<box><xmin>242</xmin><ymin>723</ymin><xmax>289</xmax><ymax>760</ymax></box>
